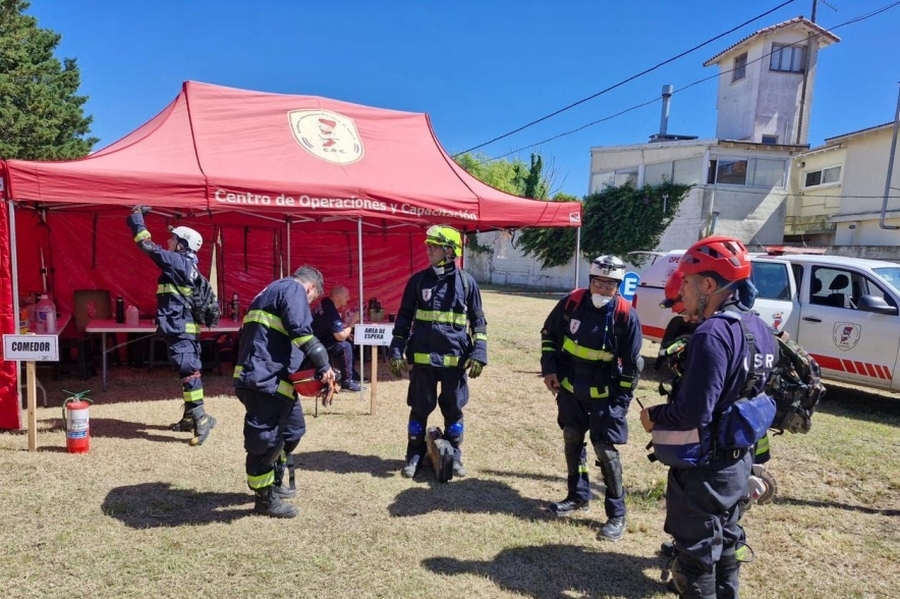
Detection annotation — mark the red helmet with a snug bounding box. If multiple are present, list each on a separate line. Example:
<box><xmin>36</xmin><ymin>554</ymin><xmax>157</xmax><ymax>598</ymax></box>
<box><xmin>660</xmin><ymin>269</ymin><xmax>686</xmax><ymax>314</ymax></box>
<box><xmin>679</xmin><ymin>236</ymin><xmax>751</xmax><ymax>282</ymax></box>
<box><xmin>289</xmin><ymin>368</ymin><xmax>323</xmax><ymax>397</ymax></box>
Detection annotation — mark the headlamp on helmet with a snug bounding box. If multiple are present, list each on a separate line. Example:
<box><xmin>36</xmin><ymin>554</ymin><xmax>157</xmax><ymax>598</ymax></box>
<box><xmin>589</xmin><ymin>254</ymin><xmax>626</xmax><ymax>282</ymax></box>
<box><xmin>660</xmin><ymin>268</ymin><xmax>686</xmax><ymax>314</ymax></box>
<box><xmin>424</xmin><ymin>224</ymin><xmax>463</xmax><ymax>253</ymax></box>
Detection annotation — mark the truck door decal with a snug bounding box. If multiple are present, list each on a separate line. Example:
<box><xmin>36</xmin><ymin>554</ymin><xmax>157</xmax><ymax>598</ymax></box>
<box><xmin>833</xmin><ymin>322</ymin><xmax>861</xmax><ymax>351</ymax></box>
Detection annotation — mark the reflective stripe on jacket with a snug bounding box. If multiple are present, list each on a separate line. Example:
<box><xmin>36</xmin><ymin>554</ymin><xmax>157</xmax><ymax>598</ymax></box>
<box><xmin>127</xmin><ymin>213</ymin><xmax>199</xmax><ymax>339</ymax></box>
<box><xmin>389</xmin><ymin>262</ymin><xmax>488</xmax><ymax>368</ymax></box>
<box><xmin>233</xmin><ymin>278</ymin><xmax>318</xmax><ymax>398</ymax></box>
<box><xmin>540</xmin><ymin>291</ymin><xmax>642</xmax><ymax>401</ymax></box>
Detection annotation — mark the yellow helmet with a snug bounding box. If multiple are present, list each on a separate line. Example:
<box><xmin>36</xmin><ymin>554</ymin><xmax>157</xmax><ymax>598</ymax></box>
<box><xmin>425</xmin><ymin>225</ymin><xmax>462</xmax><ymax>252</ymax></box>
<box><xmin>424</xmin><ymin>225</ymin><xmax>462</xmax><ymax>252</ymax></box>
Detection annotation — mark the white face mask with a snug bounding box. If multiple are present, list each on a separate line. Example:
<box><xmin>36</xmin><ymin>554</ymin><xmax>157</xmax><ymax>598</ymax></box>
<box><xmin>591</xmin><ymin>293</ymin><xmax>613</xmax><ymax>309</ymax></box>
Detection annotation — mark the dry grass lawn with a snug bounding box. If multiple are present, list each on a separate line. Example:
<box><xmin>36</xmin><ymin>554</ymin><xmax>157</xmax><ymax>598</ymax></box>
<box><xmin>2</xmin><ymin>288</ymin><xmax>899</xmax><ymax>598</ymax></box>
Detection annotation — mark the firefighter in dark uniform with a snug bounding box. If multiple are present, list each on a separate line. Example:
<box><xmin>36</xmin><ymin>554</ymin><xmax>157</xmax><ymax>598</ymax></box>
<box><xmin>389</xmin><ymin>225</ymin><xmax>488</xmax><ymax>479</ymax></box>
<box><xmin>641</xmin><ymin>236</ymin><xmax>778</xmax><ymax>599</ymax></box>
<box><xmin>233</xmin><ymin>265</ymin><xmax>336</xmax><ymax>518</ymax></box>
<box><xmin>540</xmin><ymin>255</ymin><xmax>642</xmax><ymax>542</ymax></box>
<box><xmin>127</xmin><ymin>205</ymin><xmax>216</xmax><ymax>446</ymax></box>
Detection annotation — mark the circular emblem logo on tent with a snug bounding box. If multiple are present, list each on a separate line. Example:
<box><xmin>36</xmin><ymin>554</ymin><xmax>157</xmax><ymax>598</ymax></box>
<box><xmin>288</xmin><ymin>109</ymin><xmax>364</xmax><ymax>165</ymax></box>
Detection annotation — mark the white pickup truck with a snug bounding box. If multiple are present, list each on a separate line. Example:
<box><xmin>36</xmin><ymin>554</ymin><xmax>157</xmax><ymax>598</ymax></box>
<box><xmin>754</xmin><ymin>254</ymin><xmax>900</xmax><ymax>392</ymax></box>
<box><xmin>634</xmin><ymin>250</ymin><xmax>900</xmax><ymax>393</ymax></box>
<box><xmin>632</xmin><ymin>250</ymin><xmax>796</xmax><ymax>342</ymax></box>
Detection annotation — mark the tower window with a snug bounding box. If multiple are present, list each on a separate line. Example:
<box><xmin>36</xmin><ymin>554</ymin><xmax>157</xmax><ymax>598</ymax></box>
<box><xmin>762</xmin><ymin>135</ymin><xmax>778</xmax><ymax>145</ymax></box>
<box><xmin>732</xmin><ymin>52</ymin><xmax>747</xmax><ymax>82</ymax></box>
<box><xmin>770</xmin><ymin>43</ymin><xmax>805</xmax><ymax>73</ymax></box>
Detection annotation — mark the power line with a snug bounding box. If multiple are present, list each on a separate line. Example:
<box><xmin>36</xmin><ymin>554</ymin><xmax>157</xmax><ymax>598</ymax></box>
<box><xmin>480</xmin><ymin>0</ymin><xmax>900</xmax><ymax>164</ymax></box>
<box><xmin>452</xmin><ymin>0</ymin><xmax>798</xmax><ymax>157</ymax></box>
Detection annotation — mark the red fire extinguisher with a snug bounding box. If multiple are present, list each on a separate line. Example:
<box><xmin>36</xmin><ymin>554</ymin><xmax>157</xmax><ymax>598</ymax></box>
<box><xmin>62</xmin><ymin>390</ymin><xmax>93</xmax><ymax>454</ymax></box>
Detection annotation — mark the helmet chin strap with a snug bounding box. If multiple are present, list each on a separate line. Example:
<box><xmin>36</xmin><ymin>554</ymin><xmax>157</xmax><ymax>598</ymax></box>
<box><xmin>431</xmin><ymin>246</ymin><xmax>456</xmax><ymax>274</ymax></box>
<box><xmin>692</xmin><ymin>280</ymin><xmax>737</xmax><ymax>322</ymax></box>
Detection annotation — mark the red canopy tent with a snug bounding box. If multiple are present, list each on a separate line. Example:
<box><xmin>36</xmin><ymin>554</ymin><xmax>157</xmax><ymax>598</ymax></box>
<box><xmin>0</xmin><ymin>80</ymin><xmax>581</xmax><ymax>429</ymax></box>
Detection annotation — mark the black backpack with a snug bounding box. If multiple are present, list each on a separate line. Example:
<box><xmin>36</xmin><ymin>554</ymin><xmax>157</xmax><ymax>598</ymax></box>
<box><xmin>181</xmin><ymin>269</ymin><xmax>221</xmax><ymax>328</ymax></box>
<box><xmin>766</xmin><ymin>333</ymin><xmax>826</xmax><ymax>434</ymax></box>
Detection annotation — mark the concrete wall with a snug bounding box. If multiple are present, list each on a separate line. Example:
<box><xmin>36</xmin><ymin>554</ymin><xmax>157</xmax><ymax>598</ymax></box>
<box><xmin>839</xmin><ymin>127</ymin><xmax>900</xmax><ymax>216</ymax></box>
<box><xmin>464</xmin><ymin>230</ymin><xmax>593</xmax><ymax>290</ymax></box>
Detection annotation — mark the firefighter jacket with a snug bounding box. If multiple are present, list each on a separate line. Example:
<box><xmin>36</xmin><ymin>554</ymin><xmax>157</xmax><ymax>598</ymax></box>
<box><xmin>127</xmin><ymin>213</ymin><xmax>199</xmax><ymax>339</ymax></box>
<box><xmin>540</xmin><ymin>291</ymin><xmax>642</xmax><ymax>403</ymax></box>
<box><xmin>389</xmin><ymin>262</ymin><xmax>488</xmax><ymax>368</ymax></box>
<box><xmin>233</xmin><ymin>277</ymin><xmax>322</xmax><ymax>400</ymax></box>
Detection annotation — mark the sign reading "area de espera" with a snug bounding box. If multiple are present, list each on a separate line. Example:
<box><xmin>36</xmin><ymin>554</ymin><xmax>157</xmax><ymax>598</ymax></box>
<box><xmin>3</xmin><ymin>334</ymin><xmax>59</xmax><ymax>361</ymax></box>
<box><xmin>353</xmin><ymin>324</ymin><xmax>394</xmax><ymax>347</ymax></box>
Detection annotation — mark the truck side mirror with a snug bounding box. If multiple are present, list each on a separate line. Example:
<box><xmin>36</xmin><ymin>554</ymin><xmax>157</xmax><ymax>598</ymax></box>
<box><xmin>856</xmin><ymin>294</ymin><xmax>899</xmax><ymax>316</ymax></box>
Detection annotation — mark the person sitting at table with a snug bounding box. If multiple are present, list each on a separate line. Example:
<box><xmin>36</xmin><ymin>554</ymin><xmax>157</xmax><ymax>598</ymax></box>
<box><xmin>311</xmin><ymin>285</ymin><xmax>361</xmax><ymax>392</ymax></box>
<box><xmin>126</xmin><ymin>205</ymin><xmax>216</xmax><ymax>447</ymax></box>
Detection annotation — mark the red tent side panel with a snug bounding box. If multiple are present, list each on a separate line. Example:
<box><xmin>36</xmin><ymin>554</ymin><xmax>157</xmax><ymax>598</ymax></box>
<box><xmin>14</xmin><ymin>209</ymin><xmax>429</xmax><ymax>342</ymax></box>
<box><xmin>0</xmin><ymin>197</ymin><xmax>21</xmax><ymax>430</ymax></box>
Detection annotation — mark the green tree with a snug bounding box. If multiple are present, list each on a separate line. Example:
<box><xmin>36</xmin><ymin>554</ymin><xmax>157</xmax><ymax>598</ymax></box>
<box><xmin>517</xmin><ymin>182</ymin><xmax>692</xmax><ymax>269</ymax></box>
<box><xmin>513</xmin><ymin>191</ymin><xmax>579</xmax><ymax>268</ymax></box>
<box><xmin>0</xmin><ymin>0</ymin><xmax>97</xmax><ymax>160</ymax></box>
<box><xmin>453</xmin><ymin>152</ymin><xmax>546</xmax><ymax>197</ymax></box>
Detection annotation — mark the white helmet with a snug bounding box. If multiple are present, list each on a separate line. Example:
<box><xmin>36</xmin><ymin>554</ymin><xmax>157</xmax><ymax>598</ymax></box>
<box><xmin>589</xmin><ymin>255</ymin><xmax>625</xmax><ymax>281</ymax></box>
<box><xmin>168</xmin><ymin>225</ymin><xmax>203</xmax><ymax>252</ymax></box>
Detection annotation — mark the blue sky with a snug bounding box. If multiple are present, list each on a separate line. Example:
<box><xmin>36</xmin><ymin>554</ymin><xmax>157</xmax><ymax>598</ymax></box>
<box><xmin>27</xmin><ymin>0</ymin><xmax>900</xmax><ymax>197</ymax></box>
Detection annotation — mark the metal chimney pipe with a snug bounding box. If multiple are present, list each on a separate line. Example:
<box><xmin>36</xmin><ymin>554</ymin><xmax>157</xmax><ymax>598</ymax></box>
<box><xmin>660</xmin><ymin>84</ymin><xmax>674</xmax><ymax>137</ymax></box>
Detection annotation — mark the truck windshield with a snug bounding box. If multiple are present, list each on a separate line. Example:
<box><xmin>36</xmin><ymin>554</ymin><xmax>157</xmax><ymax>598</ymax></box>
<box><xmin>750</xmin><ymin>261</ymin><xmax>791</xmax><ymax>300</ymax></box>
<box><xmin>873</xmin><ymin>267</ymin><xmax>900</xmax><ymax>292</ymax></box>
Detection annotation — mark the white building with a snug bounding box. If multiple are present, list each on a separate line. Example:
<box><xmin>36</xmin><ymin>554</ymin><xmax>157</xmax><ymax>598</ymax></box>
<box><xmin>467</xmin><ymin>17</ymin><xmax>839</xmax><ymax>289</ymax></box>
<box><xmin>786</xmin><ymin>121</ymin><xmax>900</xmax><ymax>260</ymax></box>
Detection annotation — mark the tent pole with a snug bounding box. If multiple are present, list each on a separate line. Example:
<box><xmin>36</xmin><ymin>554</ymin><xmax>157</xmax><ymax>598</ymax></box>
<box><xmin>357</xmin><ymin>217</ymin><xmax>364</xmax><ymax>319</ymax></box>
<box><xmin>8</xmin><ymin>200</ymin><xmax>22</xmax><ymax>408</ymax></box>
<box><xmin>286</xmin><ymin>217</ymin><xmax>292</xmax><ymax>275</ymax></box>
<box><xmin>574</xmin><ymin>226</ymin><xmax>581</xmax><ymax>288</ymax></box>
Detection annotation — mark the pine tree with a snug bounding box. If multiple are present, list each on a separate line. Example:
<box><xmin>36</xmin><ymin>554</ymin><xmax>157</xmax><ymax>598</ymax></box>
<box><xmin>0</xmin><ymin>0</ymin><xmax>97</xmax><ymax>160</ymax></box>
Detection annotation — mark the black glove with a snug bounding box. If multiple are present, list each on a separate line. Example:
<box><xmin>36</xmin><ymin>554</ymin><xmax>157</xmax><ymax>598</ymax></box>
<box><xmin>132</xmin><ymin>205</ymin><xmax>152</xmax><ymax>215</ymax></box>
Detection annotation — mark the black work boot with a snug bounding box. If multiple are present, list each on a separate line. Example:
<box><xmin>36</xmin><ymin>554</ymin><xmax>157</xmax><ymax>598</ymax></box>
<box><xmin>253</xmin><ymin>486</ymin><xmax>298</xmax><ymax>519</ymax></box>
<box><xmin>598</xmin><ymin>515</ymin><xmax>626</xmax><ymax>541</ymax></box>
<box><xmin>548</xmin><ymin>496</ymin><xmax>591</xmax><ymax>517</ymax></box>
<box><xmin>189</xmin><ymin>406</ymin><xmax>217</xmax><ymax>446</ymax></box>
<box><xmin>170</xmin><ymin>406</ymin><xmax>194</xmax><ymax>433</ymax></box>
<box><xmin>273</xmin><ymin>457</ymin><xmax>296</xmax><ymax>498</ymax></box>
<box><xmin>401</xmin><ymin>454</ymin><xmax>421</xmax><ymax>479</ymax></box>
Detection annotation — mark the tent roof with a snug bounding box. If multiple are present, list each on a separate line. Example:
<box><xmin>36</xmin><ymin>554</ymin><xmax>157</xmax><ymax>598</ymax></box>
<box><xmin>2</xmin><ymin>81</ymin><xmax>580</xmax><ymax>230</ymax></box>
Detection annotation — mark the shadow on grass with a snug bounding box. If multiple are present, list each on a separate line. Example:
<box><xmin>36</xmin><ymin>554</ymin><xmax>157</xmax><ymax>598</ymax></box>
<box><xmin>776</xmin><ymin>495</ymin><xmax>900</xmax><ymax>517</ymax></box>
<box><xmin>816</xmin><ymin>383</ymin><xmax>900</xmax><ymax>428</ymax></box>
<box><xmin>296</xmin><ymin>450</ymin><xmax>401</xmax><ymax>478</ymax></box>
<box><xmin>102</xmin><ymin>482</ymin><xmax>251</xmax><ymax>527</ymax></box>
<box><xmin>35</xmin><ymin>367</ymin><xmax>237</xmax><ymax>406</ymax></box>
<box><xmin>388</xmin><ymin>478</ymin><xmax>554</xmax><ymax>521</ymax></box>
<box><xmin>43</xmin><ymin>417</ymin><xmax>188</xmax><ymax>444</ymax></box>
<box><xmin>424</xmin><ymin>544</ymin><xmax>664</xmax><ymax>599</ymax></box>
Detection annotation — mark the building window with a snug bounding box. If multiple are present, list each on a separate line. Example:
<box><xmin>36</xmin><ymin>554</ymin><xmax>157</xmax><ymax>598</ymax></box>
<box><xmin>590</xmin><ymin>167</ymin><xmax>638</xmax><ymax>192</ymax></box>
<box><xmin>732</xmin><ymin>52</ymin><xmax>747</xmax><ymax>82</ymax></box>
<box><xmin>761</xmin><ymin>135</ymin><xmax>778</xmax><ymax>145</ymax></box>
<box><xmin>716</xmin><ymin>159</ymin><xmax>748</xmax><ymax>185</ymax></box>
<box><xmin>708</xmin><ymin>156</ymin><xmax>786</xmax><ymax>187</ymax></box>
<box><xmin>613</xmin><ymin>168</ymin><xmax>638</xmax><ymax>187</ymax></box>
<box><xmin>590</xmin><ymin>171</ymin><xmax>615</xmax><ymax>193</ymax></box>
<box><xmin>770</xmin><ymin>43</ymin><xmax>805</xmax><ymax>73</ymax></box>
<box><xmin>804</xmin><ymin>165</ymin><xmax>842</xmax><ymax>188</ymax></box>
